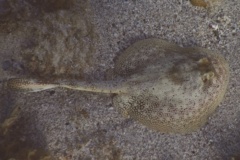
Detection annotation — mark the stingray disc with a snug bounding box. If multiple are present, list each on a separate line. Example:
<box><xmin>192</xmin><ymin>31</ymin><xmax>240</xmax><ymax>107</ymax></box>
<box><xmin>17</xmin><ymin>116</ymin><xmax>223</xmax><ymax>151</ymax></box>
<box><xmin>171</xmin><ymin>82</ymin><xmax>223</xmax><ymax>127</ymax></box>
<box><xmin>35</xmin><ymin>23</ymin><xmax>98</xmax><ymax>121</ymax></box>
<box><xmin>113</xmin><ymin>38</ymin><xmax>229</xmax><ymax>134</ymax></box>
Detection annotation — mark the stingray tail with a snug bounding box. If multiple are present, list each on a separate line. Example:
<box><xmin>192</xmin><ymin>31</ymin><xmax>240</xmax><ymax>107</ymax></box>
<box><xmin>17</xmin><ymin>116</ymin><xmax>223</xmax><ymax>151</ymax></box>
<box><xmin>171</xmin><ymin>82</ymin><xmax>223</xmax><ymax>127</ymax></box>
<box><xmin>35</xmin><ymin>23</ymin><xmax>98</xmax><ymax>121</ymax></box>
<box><xmin>4</xmin><ymin>78</ymin><xmax>60</xmax><ymax>92</ymax></box>
<box><xmin>59</xmin><ymin>80</ymin><xmax>127</xmax><ymax>94</ymax></box>
<box><xmin>4</xmin><ymin>78</ymin><xmax>127</xmax><ymax>94</ymax></box>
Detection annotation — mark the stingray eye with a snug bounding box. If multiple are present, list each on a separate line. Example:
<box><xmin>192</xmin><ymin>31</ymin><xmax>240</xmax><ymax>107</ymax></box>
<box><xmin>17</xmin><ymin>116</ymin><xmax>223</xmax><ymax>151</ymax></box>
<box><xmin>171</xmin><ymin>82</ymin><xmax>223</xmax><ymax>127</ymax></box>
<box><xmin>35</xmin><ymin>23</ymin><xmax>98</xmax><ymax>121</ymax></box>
<box><xmin>201</xmin><ymin>71</ymin><xmax>215</xmax><ymax>83</ymax></box>
<box><xmin>198</xmin><ymin>57</ymin><xmax>209</xmax><ymax>65</ymax></box>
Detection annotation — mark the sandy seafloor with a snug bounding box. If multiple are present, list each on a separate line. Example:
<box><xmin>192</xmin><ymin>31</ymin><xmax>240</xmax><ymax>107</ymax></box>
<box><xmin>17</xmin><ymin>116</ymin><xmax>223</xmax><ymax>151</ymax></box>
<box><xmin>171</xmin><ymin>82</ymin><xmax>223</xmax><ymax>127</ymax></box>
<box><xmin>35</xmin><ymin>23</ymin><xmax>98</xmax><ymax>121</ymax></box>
<box><xmin>0</xmin><ymin>0</ymin><xmax>240</xmax><ymax>159</ymax></box>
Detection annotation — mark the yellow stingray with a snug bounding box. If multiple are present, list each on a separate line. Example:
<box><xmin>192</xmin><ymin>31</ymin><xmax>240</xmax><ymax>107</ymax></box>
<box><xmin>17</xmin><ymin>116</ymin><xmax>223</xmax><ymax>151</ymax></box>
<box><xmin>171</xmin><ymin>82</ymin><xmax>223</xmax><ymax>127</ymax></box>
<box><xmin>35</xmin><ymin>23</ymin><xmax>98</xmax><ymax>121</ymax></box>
<box><xmin>4</xmin><ymin>38</ymin><xmax>229</xmax><ymax>134</ymax></box>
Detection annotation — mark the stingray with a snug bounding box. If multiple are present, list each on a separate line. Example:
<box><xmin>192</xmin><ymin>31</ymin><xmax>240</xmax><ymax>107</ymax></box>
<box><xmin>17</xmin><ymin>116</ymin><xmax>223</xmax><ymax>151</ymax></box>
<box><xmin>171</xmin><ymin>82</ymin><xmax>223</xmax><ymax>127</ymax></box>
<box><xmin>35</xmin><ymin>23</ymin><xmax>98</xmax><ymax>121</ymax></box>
<box><xmin>4</xmin><ymin>38</ymin><xmax>229</xmax><ymax>134</ymax></box>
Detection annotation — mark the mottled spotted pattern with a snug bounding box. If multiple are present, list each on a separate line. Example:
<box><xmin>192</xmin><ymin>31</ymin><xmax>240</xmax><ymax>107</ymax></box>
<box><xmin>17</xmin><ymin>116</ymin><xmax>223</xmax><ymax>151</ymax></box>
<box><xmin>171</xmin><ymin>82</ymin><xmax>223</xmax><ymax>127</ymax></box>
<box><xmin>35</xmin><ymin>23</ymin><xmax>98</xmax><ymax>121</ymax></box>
<box><xmin>112</xmin><ymin>39</ymin><xmax>229</xmax><ymax>134</ymax></box>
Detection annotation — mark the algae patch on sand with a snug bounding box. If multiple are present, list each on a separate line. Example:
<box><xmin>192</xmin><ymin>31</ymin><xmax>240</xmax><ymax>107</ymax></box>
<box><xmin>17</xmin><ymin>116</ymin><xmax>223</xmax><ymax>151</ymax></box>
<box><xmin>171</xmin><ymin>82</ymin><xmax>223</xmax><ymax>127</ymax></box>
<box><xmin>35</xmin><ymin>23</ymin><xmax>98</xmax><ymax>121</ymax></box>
<box><xmin>0</xmin><ymin>107</ymin><xmax>54</xmax><ymax>160</ymax></box>
<box><xmin>0</xmin><ymin>0</ymin><xmax>98</xmax><ymax>80</ymax></box>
